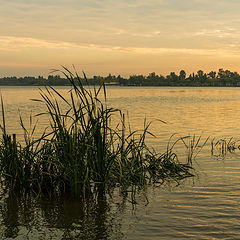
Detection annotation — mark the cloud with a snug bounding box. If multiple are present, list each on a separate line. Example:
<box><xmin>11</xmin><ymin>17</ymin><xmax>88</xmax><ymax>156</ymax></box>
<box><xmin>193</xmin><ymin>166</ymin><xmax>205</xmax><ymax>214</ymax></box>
<box><xmin>0</xmin><ymin>35</ymin><xmax>235</xmax><ymax>57</ymax></box>
<box><xmin>0</xmin><ymin>36</ymin><xmax>77</xmax><ymax>51</ymax></box>
<box><xmin>1</xmin><ymin>0</ymin><xmax>240</xmax><ymax>51</ymax></box>
<box><xmin>194</xmin><ymin>28</ymin><xmax>235</xmax><ymax>38</ymax></box>
<box><xmin>111</xmin><ymin>28</ymin><xmax>161</xmax><ymax>38</ymax></box>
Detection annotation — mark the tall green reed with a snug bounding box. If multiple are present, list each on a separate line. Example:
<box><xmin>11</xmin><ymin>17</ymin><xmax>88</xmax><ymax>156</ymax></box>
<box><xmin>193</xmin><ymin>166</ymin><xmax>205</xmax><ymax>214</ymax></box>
<box><xmin>0</xmin><ymin>67</ymin><xmax>196</xmax><ymax>200</ymax></box>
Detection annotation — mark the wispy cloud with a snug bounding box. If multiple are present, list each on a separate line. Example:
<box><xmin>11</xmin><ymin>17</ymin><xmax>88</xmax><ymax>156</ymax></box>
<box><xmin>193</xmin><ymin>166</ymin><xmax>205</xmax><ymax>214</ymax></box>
<box><xmin>0</xmin><ymin>36</ymin><xmax>78</xmax><ymax>51</ymax></box>
<box><xmin>1</xmin><ymin>0</ymin><xmax>240</xmax><ymax>49</ymax></box>
<box><xmin>0</xmin><ymin>35</ymin><xmax>236</xmax><ymax>57</ymax></box>
<box><xmin>111</xmin><ymin>28</ymin><xmax>161</xmax><ymax>38</ymax></box>
<box><xmin>194</xmin><ymin>28</ymin><xmax>236</xmax><ymax>38</ymax></box>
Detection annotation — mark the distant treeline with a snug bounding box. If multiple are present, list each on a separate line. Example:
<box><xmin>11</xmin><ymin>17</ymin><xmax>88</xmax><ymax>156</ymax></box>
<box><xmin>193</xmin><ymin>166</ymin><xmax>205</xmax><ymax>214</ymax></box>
<box><xmin>1</xmin><ymin>68</ymin><xmax>240</xmax><ymax>86</ymax></box>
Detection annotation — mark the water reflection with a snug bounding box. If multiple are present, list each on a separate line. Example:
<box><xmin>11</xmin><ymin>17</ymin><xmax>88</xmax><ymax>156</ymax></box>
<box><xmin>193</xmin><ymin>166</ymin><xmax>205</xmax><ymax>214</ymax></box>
<box><xmin>2</xmin><ymin>87</ymin><xmax>240</xmax><ymax>239</ymax></box>
<box><xmin>0</xmin><ymin>192</ymin><xmax>123</xmax><ymax>239</ymax></box>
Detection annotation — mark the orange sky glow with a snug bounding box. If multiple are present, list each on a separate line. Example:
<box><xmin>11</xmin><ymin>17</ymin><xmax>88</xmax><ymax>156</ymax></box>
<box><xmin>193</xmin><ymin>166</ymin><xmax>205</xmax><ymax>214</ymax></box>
<box><xmin>1</xmin><ymin>0</ymin><xmax>240</xmax><ymax>77</ymax></box>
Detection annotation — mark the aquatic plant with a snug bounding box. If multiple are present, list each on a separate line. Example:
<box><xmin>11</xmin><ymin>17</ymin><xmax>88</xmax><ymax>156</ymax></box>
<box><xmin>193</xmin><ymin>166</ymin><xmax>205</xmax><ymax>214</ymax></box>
<box><xmin>180</xmin><ymin>135</ymin><xmax>209</xmax><ymax>165</ymax></box>
<box><xmin>211</xmin><ymin>137</ymin><xmax>240</xmax><ymax>159</ymax></box>
<box><xmin>0</xmin><ymin>67</ymin><xmax>195</xmax><ymax>200</ymax></box>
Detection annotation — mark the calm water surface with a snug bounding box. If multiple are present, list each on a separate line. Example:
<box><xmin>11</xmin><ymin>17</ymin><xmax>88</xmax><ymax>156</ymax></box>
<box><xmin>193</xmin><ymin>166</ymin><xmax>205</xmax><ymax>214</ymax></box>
<box><xmin>1</xmin><ymin>86</ymin><xmax>240</xmax><ymax>239</ymax></box>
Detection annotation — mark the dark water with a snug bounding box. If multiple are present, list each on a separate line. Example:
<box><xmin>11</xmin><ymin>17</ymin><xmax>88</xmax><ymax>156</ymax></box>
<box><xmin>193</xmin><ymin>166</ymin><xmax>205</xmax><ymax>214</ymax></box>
<box><xmin>1</xmin><ymin>86</ymin><xmax>240</xmax><ymax>239</ymax></box>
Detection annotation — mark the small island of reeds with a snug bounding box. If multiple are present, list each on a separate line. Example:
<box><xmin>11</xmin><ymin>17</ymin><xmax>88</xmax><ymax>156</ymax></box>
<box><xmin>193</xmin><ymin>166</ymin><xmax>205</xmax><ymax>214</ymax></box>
<box><xmin>0</xmin><ymin>68</ymin><xmax>195</xmax><ymax>201</ymax></box>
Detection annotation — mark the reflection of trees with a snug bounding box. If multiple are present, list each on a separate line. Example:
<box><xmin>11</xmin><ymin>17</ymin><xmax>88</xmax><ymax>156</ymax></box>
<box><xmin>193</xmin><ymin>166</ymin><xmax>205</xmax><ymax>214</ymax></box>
<box><xmin>0</xmin><ymin>193</ymin><xmax>123</xmax><ymax>239</ymax></box>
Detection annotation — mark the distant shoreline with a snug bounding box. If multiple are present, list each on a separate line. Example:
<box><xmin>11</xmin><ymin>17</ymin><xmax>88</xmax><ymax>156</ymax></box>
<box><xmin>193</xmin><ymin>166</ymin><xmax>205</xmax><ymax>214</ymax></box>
<box><xmin>1</xmin><ymin>68</ymin><xmax>240</xmax><ymax>87</ymax></box>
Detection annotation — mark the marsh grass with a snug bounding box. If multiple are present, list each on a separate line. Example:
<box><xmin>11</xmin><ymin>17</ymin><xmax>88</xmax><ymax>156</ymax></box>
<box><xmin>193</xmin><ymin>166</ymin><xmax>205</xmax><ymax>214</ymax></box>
<box><xmin>180</xmin><ymin>135</ymin><xmax>209</xmax><ymax>165</ymax></box>
<box><xmin>211</xmin><ymin>138</ymin><xmax>240</xmax><ymax>159</ymax></box>
<box><xmin>0</xmin><ymin>68</ymin><xmax>196</xmax><ymax>200</ymax></box>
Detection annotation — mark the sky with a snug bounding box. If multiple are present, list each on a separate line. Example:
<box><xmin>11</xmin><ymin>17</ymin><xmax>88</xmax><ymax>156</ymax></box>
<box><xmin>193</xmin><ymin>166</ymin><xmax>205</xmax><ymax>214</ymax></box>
<box><xmin>1</xmin><ymin>0</ymin><xmax>240</xmax><ymax>77</ymax></box>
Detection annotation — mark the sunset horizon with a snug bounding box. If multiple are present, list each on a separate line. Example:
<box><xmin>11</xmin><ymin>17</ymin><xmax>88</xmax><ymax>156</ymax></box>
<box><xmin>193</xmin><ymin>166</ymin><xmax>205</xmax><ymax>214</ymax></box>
<box><xmin>1</xmin><ymin>0</ymin><xmax>240</xmax><ymax>77</ymax></box>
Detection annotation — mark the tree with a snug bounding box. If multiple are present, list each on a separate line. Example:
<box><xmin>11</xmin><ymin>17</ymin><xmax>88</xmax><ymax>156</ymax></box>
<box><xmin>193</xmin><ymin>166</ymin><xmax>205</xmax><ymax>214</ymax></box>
<box><xmin>105</xmin><ymin>74</ymin><xmax>114</xmax><ymax>83</ymax></box>
<box><xmin>197</xmin><ymin>70</ymin><xmax>204</xmax><ymax>79</ymax></box>
<box><xmin>147</xmin><ymin>72</ymin><xmax>156</xmax><ymax>79</ymax></box>
<box><xmin>147</xmin><ymin>72</ymin><xmax>159</xmax><ymax>82</ymax></box>
<box><xmin>208</xmin><ymin>71</ymin><xmax>216</xmax><ymax>79</ymax></box>
<box><xmin>217</xmin><ymin>68</ymin><xmax>224</xmax><ymax>79</ymax></box>
<box><xmin>129</xmin><ymin>75</ymin><xmax>145</xmax><ymax>86</ymax></box>
<box><xmin>169</xmin><ymin>72</ymin><xmax>178</xmax><ymax>81</ymax></box>
<box><xmin>117</xmin><ymin>75</ymin><xmax>126</xmax><ymax>85</ymax></box>
<box><xmin>179</xmin><ymin>70</ymin><xmax>186</xmax><ymax>80</ymax></box>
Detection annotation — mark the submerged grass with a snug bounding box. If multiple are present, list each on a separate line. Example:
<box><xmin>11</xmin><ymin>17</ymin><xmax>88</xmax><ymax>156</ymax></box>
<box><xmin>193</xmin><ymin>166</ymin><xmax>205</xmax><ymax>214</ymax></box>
<box><xmin>0</xmin><ymin>68</ymin><xmax>196</xmax><ymax>200</ymax></box>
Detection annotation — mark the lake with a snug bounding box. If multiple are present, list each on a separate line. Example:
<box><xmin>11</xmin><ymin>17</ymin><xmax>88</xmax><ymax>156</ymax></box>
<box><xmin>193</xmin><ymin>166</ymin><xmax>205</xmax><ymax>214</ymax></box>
<box><xmin>1</xmin><ymin>86</ymin><xmax>240</xmax><ymax>239</ymax></box>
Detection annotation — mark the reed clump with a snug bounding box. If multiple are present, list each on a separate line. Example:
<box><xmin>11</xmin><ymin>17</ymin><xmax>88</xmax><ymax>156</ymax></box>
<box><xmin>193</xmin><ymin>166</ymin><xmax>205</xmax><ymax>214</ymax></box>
<box><xmin>211</xmin><ymin>137</ymin><xmax>240</xmax><ymax>159</ymax></box>
<box><xmin>0</xmin><ymin>68</ymin><xmax>194</xmax><ymax>199</ymax></box>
